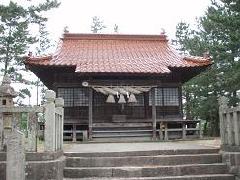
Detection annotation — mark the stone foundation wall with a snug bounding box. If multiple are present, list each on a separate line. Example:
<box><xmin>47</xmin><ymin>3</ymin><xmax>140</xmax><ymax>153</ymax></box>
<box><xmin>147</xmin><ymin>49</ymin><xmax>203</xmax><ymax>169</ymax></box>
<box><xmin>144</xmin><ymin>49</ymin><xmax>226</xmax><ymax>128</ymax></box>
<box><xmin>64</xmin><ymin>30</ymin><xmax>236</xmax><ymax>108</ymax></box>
<box><xmin>0</xmin><ymin>151</ymin><xmax>65</xmax><ymax>180</ymax></box>
<box><xmin>221</xmin><ymin>146</ymin><xmax>240</xmax><ymax>179</ymax></box>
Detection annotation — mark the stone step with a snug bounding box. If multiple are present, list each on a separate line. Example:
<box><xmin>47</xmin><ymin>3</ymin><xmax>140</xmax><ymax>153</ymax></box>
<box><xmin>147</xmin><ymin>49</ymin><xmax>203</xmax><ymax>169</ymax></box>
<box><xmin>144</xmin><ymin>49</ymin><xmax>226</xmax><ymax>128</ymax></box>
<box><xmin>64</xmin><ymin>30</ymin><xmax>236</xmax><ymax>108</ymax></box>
<box><xmin>64</xmin><ymin>163</ymin><xmax>228</xmax><ymax>178</ymax></box>
<box><xmin>64</xmin><ymin>174</ymin><xmax>235</xmax><ymax>180</ymax></box>
<box><xmin>92</xmin><ymin>123</ymin><xmax>153</xmax><ymax>140</ymax></box>
<box><xmin>66</xmin><ymin>154</ymin><xmax>221</xmax><ymax>167</ymax></box>
<box><xmin>64</xmin><ymin>148</ymin><xmax>220</xmax><ymax>157</ymax></box>
<box><xmin>91</xmin><ymin>137</ymin><xmax>153</xmax><ymax>143</ymax></box>
<box><xmin>93</xmin><ymin>123</ymin><xmax>152</xmax><ymax>128</ymax></box>
<box><xmin>93</xmin><ymin>129</ymin><xmax>153</xmax><ymax>133</ymax></box>
<box><xmin>92</xmin><ymin>127</ymin><xmax>153</xmax><ymax>140</ymax></box>
<box><xmin>92</xmin><ymin>132</ymin><xmax>153</xmax><ymax>138</ymax></box>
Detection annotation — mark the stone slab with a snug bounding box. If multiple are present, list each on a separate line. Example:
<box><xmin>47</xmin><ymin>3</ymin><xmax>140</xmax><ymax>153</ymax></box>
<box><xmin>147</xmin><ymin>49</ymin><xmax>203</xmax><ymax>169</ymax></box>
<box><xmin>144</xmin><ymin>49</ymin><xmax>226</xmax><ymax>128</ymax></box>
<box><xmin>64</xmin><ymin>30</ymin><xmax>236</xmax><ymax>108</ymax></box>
<box><xmin>63</xmin><ymin>174</ymin><xmax>235</xmax><ymax>180</ymax></box>
<box><xmin>66</xmin><ymin>154</ymin><xmax>221</xmax><ymax>167</ymax></box>
<box><xmin>65</xmin><ymin>148</ymin><xmax>219</xmax><ymax>158</ymax></box>
<box><xmin>64</xmin><ymin>164</ymin><xmax>228</xmax><ymax>178</ymax></box>
<box><xmin>6</xmin><ymin>130</ymin><xmax>25</xmax><ymax>180</ymax></box>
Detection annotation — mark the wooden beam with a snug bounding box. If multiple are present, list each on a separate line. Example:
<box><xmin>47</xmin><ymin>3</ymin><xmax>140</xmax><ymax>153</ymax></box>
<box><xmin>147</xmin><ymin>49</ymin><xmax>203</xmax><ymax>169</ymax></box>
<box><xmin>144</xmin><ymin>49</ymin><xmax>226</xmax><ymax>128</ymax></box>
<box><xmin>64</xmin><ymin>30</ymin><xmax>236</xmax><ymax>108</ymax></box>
<box><xmin>88</xmin><ymin>88</ymin><xmax>93</xmax><ymax>140</ymax></box>
<box><xmin>151</xmin><ymin>88</ymin><xmax>157</xmax><ymax>140</ymax></box>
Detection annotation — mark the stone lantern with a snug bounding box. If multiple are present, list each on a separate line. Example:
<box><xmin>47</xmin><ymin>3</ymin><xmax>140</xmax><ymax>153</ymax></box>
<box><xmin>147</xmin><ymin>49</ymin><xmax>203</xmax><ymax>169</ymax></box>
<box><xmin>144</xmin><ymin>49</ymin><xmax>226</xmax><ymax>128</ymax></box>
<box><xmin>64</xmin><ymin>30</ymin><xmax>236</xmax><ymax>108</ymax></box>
<box><xmin>0</xmin><ymin>75</ymin><xmax>17</xmax><ymax>129</ymax></box>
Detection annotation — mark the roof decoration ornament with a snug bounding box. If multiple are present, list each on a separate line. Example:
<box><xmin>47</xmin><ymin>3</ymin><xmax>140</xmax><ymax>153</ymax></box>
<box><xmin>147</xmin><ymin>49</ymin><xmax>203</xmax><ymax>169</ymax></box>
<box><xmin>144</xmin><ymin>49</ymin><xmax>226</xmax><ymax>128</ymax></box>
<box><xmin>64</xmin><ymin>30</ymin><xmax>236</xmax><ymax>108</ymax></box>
<box><xmin>160</xmin><ymin>28</ymin><xmax>166</xmax><ymax>35</ymax></box>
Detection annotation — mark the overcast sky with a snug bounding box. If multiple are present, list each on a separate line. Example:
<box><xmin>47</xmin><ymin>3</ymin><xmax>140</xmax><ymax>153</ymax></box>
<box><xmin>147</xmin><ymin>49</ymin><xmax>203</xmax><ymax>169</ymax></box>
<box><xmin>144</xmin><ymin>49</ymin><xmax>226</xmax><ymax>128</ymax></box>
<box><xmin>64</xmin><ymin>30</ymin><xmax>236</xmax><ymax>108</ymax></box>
<box><xmin>47</xmin><ymin>0</ymin><xmax>211</xmax><ymax>41</ymax></box>
<box><xmin>1</xmin><ymin>0</ymin><xmax>212</xmax><ymax>43</ymax></box>
<box><xmin>1</xmin><ymin>0</ymin><xmax>212</xmax><ymax>105</ymax></box>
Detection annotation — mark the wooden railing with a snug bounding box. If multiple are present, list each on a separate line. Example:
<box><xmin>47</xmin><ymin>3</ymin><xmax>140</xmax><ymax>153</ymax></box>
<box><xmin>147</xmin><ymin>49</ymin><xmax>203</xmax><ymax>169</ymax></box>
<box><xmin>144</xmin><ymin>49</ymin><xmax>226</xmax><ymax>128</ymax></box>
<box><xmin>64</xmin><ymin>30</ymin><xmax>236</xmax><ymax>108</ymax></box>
<box><xmin>157</xmin><ymin>119</ymin><xmax>202</xmax><ymax>140</ymax></box>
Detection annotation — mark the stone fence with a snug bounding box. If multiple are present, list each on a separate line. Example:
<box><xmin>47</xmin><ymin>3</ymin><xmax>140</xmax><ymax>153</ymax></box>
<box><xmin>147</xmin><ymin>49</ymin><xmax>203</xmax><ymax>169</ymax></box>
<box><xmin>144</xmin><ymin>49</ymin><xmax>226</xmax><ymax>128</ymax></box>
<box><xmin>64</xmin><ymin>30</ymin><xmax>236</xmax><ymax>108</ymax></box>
<box><xmin>0</xmin><ymin>76</ymin><xmax>65</xmax><ymax>180</ymax></box>
<box><xmin>0</xmin><ymin>91</ymin><xmax>64</xmax><ymax>152</ymax></box>
<box><xmin>219</xmin><ymin>96</ymin><xmax>240</xmax><ymax>149</ymax></box>
<box><xmin>219</xmin><ymin>96</ymin><xmax>240</xmax><ymax>179</ymax></box>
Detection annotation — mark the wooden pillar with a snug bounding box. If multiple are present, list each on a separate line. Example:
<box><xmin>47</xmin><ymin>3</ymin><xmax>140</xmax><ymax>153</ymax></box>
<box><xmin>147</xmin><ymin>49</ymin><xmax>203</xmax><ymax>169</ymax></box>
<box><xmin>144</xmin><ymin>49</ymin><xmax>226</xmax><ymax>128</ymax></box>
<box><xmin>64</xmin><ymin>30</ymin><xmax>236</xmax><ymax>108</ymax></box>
<box><xmin>164</xmin><ymin>123</ymin><xmax>168</xmax><ymax>141</ymax></box>
<box><xmin>151</xmin><ymin>88</ymin><xmax>157</xmax><ymax>140</ymax></box>
<box><xmin>159</xmin><ymin>122</ymin><xmax>163</xmax><ymax>140</ymax></box>
<box><xmin>199</xmin><ymin>120</ymin><xmax>203</xmax><ymax>138</ymax></box>
<box><xmin>144</xmin><ymin>92</ymin><xmax>149</xmax><ymax>119</ymax></box>
<box><xmin>182</xmin><ymin>122</ymin><xmax>186</xmax><ymax>140</ymax></box>
<box><xmin>178</xmin><ymin>86</ymin><xmax>183</xmax><ymax>118</ymax></box>
<box><xmin>162</xmin><ymin>88</ymin><xmax>165</xmax><ymax>118</ymax></box>
<box><xmin>72</xmin><ymin>124</ymin><xmax>76</xmax><ymax>142</ymax></box>
<box><xmin>88</xmin><ymin>88</ymin><xmax>93</xmax><ymax>140</ymax></box>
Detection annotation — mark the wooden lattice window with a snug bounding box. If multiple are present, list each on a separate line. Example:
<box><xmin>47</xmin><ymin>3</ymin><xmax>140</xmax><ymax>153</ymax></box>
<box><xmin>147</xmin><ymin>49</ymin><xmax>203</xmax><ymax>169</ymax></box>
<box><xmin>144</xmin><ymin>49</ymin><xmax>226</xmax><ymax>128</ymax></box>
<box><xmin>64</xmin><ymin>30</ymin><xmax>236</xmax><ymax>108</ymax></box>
<box><xmin>74</xmin><ymin>88</ymin><xmax>89</xmax><ymax>106</ymax></box>
<box><xmin>149</xmin><ymin>87</ymin><xmax>179</xmax><ymax>106</ymax></box>
<box><xmin>57</xmin><ymin>87</ymin><xmax>89</xmax><ymax>107</ymax></box>
<box><xmin>58</xmin><ymin>88</ymin><xmax>74</xmax><ymax>107</ymax></box>
<box><xmin>149</xmin><ymin>88</ymin><xmax>163</xmax><ymax>106</ymax></box>
<box><xmin>163</xmin><ymin>88</ymin><xmax>179</xmax><ymax>106</ymax></box>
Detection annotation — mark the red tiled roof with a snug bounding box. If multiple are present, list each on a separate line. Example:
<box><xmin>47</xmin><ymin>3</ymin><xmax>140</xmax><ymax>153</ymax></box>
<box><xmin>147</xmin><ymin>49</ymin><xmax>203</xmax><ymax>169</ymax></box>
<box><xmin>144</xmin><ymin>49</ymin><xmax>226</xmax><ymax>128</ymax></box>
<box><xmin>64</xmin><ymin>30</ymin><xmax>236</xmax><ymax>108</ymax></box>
<box><xmin>25</xmin><ymin>33</ymin><xmax>211</xmax><ymax>75</ymax></box>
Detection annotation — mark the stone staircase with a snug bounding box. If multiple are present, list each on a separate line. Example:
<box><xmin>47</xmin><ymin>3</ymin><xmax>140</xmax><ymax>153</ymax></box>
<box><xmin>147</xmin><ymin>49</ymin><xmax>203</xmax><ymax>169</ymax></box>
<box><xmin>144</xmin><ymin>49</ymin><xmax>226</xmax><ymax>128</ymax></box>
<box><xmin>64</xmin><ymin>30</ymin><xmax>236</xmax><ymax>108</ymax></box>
<box><xmin>64</xmin><ymin>148</ymin><xmax>235</xmax><ymax>180</ymax></box>
<box><xmin>92</xmin><ymin>123</ymin><xmax>153</xmax><ymax>141</ymax></box>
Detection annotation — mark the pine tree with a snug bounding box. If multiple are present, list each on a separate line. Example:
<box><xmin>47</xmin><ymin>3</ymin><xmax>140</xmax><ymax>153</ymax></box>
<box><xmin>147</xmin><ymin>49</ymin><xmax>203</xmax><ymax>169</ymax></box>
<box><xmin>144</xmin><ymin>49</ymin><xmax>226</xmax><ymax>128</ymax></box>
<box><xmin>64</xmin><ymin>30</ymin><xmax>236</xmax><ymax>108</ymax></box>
<box><xmin>175</xmin><ymin>0</ymin><xmax>240</xmax><ymax>136</ymax></box>
<box><xmin>0</xmin><ymin>0</ymin><xmax>60</xmax><ymax>103</ymax></box>
<box><xmin>91</xmin><ymin>16</ymin><xmax>106</xmax><ymax>33</ymax></box>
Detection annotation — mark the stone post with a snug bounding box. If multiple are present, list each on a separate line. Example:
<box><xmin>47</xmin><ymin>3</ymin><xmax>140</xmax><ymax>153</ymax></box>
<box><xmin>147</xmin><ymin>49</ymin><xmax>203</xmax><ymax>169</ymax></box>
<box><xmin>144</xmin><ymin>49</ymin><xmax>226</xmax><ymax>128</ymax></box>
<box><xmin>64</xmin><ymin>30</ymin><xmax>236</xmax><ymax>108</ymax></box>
<box><xmin>55</xmin><ymin>97</ymin><xmax>64</xmax><ymax>150</ymax></box>
<box><xmin>218</xmin><ymin>96</ymin><xmax>228</xmax><ymax>146</ymax></box>
<box><xmin>7</xmin><ymin>129</ymin><xmax>25</xmax><ymax>180</ymax></box>
<box><xmin>27</xmin><ymin>111</ymin><xmax>38</xmax><ymax>152</ymax></box>
<box><xmin>0</xmin><ymin>112</ymin><xmax>3</xmax><ymax>151</ymax></box>
<box><xmin>44</xmin><ymin>90</ymin><xmax>56</xmax><ymax>152</ymax></box>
